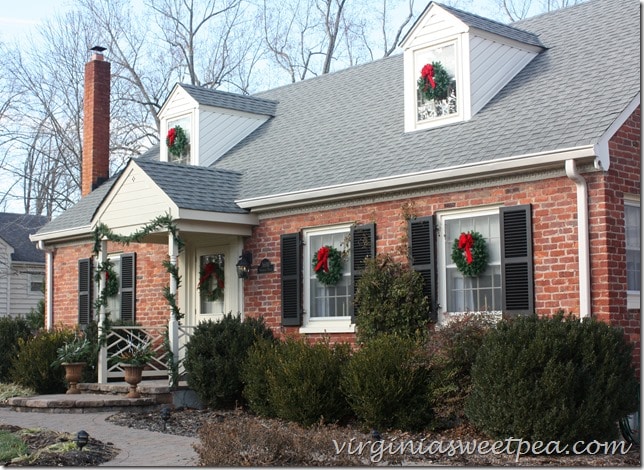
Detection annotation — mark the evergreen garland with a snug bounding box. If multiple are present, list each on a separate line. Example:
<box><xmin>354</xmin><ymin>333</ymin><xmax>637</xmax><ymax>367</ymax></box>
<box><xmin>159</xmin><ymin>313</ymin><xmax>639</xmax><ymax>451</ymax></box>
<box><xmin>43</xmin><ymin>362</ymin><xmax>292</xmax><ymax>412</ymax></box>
<box><xmin>312</xmin><ymin>245</ymin><xmax>344</xmax><ymax>286</ymax></box>
<box><xmin>417</xmin><ymin>61</ymin><xmax>452</xmax><ymax>101</ymax></box>
<box><xmin>451</xmin><ymin>231</ymin><xmax>488</xmax><ymax>277</ymax></box>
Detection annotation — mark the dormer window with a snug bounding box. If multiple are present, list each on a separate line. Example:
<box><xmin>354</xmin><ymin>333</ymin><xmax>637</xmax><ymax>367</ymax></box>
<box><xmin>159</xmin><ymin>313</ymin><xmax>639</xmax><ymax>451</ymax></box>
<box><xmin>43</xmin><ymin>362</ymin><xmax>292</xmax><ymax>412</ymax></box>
<box><xmin>415</xmin><ymin>41</ymin><xmax>458</xmax><ymax>124</ymax></box>
<box><xmin>166</xmin><ymin>116</ymin><xmax>191</xmax><ymax>164</ymax></box>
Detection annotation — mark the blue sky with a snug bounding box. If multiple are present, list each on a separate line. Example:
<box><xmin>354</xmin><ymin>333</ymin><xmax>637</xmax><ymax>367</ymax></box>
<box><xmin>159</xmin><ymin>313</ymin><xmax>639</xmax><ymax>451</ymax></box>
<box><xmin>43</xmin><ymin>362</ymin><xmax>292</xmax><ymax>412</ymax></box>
<box><xmin>0</xmin><ymin>0</ymin><xmax>66</xmax><ymax>43</ymax></box>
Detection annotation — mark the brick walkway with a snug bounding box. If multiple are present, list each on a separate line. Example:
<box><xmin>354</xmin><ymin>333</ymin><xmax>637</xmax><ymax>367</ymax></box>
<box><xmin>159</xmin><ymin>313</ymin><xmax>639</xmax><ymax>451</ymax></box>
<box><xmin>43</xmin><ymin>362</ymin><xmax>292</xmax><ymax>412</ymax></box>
<box><xmin>0</xmin><ymin>405</ymin><xmax>198</xmax><ymax>466</ymax></box>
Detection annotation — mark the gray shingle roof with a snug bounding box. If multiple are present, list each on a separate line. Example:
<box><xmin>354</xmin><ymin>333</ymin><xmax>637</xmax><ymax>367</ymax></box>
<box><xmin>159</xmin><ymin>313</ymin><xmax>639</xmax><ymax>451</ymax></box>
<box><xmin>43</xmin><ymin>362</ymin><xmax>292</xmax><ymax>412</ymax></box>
<box><xmin>213</xmin><ymin>0</ymin><xmax>639</xmax><ymax>200</ymax></box>
<box><xmin>135</xmin><ymin>160</ymin><xmax>247</xmax><ymax>213</ymax></box>
<box><xmin>0</xmin><ymin>213</ymin><xmax>49</xmax><ymax>263</ymax></box>
<box><xmin>38</xmin><ymin>0</ymin><xmax>639</xmax><ymax>238</ymax></box>
<box><xmin>178</xmin><ymin>84</ymin><xmax>278</xmax><ymax>116</ymax></box>
<box><xmin>437</xmin><ymin>3</ymin><xmax>544</xmax><ymax>47</ymax></box>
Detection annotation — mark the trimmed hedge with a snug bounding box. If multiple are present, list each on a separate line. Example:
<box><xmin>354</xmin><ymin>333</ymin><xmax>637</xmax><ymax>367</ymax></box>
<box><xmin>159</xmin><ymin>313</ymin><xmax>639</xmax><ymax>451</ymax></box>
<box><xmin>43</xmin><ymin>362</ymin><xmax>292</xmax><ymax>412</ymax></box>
<box><xmin>466</xmin><ymin>314</ymin><xmax>639</xmax><ymax>444</ymax></box>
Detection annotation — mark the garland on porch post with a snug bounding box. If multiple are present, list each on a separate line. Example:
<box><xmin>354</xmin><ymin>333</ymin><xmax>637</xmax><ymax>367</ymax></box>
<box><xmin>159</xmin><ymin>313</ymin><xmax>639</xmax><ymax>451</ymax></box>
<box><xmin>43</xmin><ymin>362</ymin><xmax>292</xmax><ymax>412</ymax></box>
<box><xmin>92</xmin><ymin>213</ymin><xmax>185</xmax><ymax>387</ymax></box>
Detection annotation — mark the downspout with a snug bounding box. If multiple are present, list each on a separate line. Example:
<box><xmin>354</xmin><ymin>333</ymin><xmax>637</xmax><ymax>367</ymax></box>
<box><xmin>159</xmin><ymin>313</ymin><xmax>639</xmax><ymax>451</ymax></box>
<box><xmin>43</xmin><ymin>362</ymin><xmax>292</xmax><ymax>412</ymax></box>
<box><xmin>565</xmin><ymin>159</ymin><xmax>591</xmax><ymax>319</ymax></box>
<box><xmin>37</xmin><ymin>241</ymin><xmax>54</xmax><ymax>330</ymax></box>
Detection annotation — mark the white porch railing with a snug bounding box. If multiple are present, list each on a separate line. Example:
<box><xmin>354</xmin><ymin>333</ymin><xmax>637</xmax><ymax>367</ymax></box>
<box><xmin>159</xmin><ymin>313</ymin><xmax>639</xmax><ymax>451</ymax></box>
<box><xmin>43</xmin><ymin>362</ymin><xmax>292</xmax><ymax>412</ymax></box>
<box><xmin>100</xmin><ymin>325</ymin><xmax>195</xmax><ymax>382</ymax></box>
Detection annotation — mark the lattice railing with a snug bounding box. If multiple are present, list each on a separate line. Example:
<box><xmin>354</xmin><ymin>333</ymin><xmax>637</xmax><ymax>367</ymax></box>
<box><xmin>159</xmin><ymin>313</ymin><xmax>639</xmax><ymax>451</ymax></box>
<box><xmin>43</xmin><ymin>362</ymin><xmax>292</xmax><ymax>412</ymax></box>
<box><xmin>105</xmin><ymin>325</ymin><xmax>170</xmax><ymax>380</ymax></box>
<box><xmin>177</xmin><ymin>325</ymin><xmax>197</xmax><ymax>376</ymax></box>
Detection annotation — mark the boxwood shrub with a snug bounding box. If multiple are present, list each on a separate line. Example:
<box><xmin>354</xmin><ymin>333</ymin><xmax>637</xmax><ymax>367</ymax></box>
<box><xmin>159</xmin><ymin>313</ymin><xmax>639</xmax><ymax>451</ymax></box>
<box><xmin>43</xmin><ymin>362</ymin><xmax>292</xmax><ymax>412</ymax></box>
<box><xmin>341</xmin><ymin>333</ymin><xmax>434</xmax><ymax>431</ymax></box>
<box><xmin>9</xmin><ymin>328</ymin><xmax>76</xmax><ymax>394</ymax></box>
<box><xmin>0</xmin><ymin>317</ymin><xmax>33</xmax><ymax>382</ymax></box>
<box><xmin>184</xmin><ymin>313</ymin><xmax>274</xmax><ymax>408</ymax></box>
<box><xmin>466</xmin><ymin>314</ymin><xmax>639</xmax><ymax>445</ymax></box>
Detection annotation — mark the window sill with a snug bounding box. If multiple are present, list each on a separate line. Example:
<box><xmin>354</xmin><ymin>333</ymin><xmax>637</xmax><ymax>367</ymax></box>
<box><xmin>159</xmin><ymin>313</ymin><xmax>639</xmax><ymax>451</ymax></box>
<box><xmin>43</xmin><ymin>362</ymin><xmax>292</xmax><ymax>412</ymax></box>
<box><xmin>299</xmin><ymin>318</ymin><xmax>355</xmax><ymax>334</ymax></box>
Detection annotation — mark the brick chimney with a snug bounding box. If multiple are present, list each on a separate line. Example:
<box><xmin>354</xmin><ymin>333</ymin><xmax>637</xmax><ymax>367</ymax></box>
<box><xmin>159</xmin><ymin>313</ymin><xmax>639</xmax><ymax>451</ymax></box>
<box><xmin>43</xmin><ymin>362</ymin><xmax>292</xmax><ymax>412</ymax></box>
<box><xmin>82</xmin><ymin>47</ymin><xmax>111</xmax><ymax>196</ymax></box>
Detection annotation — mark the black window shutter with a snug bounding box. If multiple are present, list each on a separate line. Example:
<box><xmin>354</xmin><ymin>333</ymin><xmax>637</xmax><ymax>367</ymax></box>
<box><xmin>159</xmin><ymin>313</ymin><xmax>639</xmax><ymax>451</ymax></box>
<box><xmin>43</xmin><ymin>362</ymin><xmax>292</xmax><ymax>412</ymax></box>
<box><xmin>350</xmin><ymin>223</ymin><xmax>376</xmax><ymax>322</ymax></box>
<box><xmin>78</xmin><ymin>258</ymin><xmax>92</xmax><ymax>325</ymax></box>
<box><xmin>500</xmin><ymin>205</ymin><xmax>534</xmax><ymax>316</ymax></box>
<box><xmin>409</xmin><ymin>215</ymin><xmax>438</xmax><ymax>322</ymax></box>
<box><xmin>281</xmin><ymin>233</ymin><xmax>302</xmax><ymax>326</ymax></box>
<box><xmin>120</xmin><ymin>253</ymin><xmax>136</xmax><ymax>323</ymax></box>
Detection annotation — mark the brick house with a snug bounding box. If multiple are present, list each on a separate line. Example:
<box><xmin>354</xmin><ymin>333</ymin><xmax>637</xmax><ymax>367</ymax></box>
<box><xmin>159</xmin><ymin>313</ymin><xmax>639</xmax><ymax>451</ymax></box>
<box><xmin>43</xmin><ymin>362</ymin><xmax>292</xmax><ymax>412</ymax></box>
<box><xmin>31</xmin><ymin>0</ymin><xmax>640</xmax><ymax>379</ymax></box>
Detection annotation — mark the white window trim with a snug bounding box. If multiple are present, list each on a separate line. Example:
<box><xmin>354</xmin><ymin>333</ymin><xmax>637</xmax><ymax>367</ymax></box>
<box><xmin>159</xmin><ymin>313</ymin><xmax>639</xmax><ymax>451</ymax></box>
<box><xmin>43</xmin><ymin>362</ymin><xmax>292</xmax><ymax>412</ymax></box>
<box><xmin>625</xmin><ymin>198</ymin><xmax>641</xmax><ymax>309</ymax></box>
<box><xmin>28</xmin><ymin>273</ymin><xmax>43</xmax><ymax>294</ymax></box>
<box><xmin>436</xmin><ymin>206</ymin><xmax>503</xmax><ymax>324</ymax></box>
<box><xmin>405</xmin><ymin>36</ymin><xmax>464</xmax><ymax>133</ymax></box>
<box><xmin>300</xmin><ymin>224</ymin><xmax>355</xmax><ymax>334</ymax></box>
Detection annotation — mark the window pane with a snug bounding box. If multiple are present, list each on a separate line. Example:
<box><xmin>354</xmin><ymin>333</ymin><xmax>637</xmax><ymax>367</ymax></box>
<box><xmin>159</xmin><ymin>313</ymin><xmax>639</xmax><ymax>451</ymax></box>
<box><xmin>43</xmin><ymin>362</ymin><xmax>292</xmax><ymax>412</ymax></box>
<box><xmin>625</xmin><ymin>204</ymin><xmax>640</xmax><ymax>292</ymax></box>
<box><xmin>200</xmin><ymin>254</ymin><xmax>225</xmax><ymax>314</ymax></box>
<box><xmin>445</xmin><ymin>214</ymin><xmax>501</xmax><ymax>313</ymax></box>
<box><xmin>106</xmin><ymin>258</ymin><xmax>121</xmax><ymax>320</ymax></box>
<box><xmin>309</xmin><ymin>231</ymin><xmax>350</xmax><ymax>318</ymax></box>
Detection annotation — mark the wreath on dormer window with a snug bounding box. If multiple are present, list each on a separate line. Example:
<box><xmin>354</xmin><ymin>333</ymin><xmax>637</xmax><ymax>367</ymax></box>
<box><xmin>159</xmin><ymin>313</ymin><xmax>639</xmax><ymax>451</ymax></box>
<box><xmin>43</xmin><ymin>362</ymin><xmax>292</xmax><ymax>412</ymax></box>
<box><xmin>417</xmin><ymin>61</ymin><xmax>451</xmax><ymax>101</ymax></box>
<box><xmin>166</xmin><ymin>125</ymin><xmax>189</xmax><ymax>157</ymax></box>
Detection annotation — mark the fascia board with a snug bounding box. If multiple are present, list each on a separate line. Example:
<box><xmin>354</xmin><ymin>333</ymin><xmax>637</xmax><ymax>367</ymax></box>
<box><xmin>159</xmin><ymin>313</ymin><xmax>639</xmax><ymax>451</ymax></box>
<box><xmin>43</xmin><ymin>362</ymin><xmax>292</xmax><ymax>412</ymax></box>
<box><xmin>594</xmin><ymin>93</ymin><xmax>640</xmax><ymax>171</ymax></box>
<box><xmin>236</xmin><ymin>145</ymin><xmax>598</xmax><ymax>211</ymax></box>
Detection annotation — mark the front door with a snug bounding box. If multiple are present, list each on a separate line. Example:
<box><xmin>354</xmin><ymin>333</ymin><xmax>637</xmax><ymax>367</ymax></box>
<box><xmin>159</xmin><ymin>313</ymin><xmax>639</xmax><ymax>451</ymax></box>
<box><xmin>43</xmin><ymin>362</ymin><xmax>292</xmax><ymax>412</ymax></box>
<box><xmin>196</xmin><ymin>247</ymin><xmax>229</xmax><ymax>324</ymax></box>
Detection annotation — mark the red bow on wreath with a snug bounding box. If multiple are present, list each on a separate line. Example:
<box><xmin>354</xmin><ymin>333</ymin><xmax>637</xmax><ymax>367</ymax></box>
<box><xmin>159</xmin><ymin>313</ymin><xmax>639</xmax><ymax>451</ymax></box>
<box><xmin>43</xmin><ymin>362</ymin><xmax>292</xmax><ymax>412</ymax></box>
<box><xmin>315</xmin><ymin>246</ymin><xmax>330</xmax><ymax>273</ymax></box>
<box><xmin>167</xmin><ymin>128</ymin><xmax>177</xmax><ymax>147</ymax></box>
<box><xmin>199</xmin><ymin>262</ymin><xmax>224</xmax><ymax>289</ymax></box>
<box><xmin>458</xmin><ymin>233</ymin><xmax>474</xmax><ymax>265</ymax></box>
<box><xmin>421</xmin><ymin>63</ymin><xmax>436</xmax><ymax>91</ymax></box>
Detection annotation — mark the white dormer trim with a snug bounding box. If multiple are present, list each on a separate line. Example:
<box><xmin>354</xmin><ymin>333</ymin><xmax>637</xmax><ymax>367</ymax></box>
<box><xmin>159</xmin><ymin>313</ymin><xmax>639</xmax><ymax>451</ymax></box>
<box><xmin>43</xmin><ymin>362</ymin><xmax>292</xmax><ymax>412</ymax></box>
<box><xmin>401</xmin><ymin>2</ymin><xmax>543</xmax><ymax>133</ymax></box>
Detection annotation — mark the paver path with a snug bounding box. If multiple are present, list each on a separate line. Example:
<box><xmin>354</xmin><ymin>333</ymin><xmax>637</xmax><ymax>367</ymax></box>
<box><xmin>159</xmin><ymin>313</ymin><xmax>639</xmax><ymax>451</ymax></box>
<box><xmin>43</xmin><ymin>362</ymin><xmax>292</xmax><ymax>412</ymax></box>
<box><xmin>0</xmin><ymin>407</ymin><xmax>198</xmax><ymax>466</ymax></box>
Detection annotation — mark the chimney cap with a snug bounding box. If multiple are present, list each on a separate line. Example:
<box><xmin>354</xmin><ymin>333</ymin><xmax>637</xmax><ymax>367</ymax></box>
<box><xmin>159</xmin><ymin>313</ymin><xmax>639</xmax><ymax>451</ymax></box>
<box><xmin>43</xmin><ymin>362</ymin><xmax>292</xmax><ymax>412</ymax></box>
<box><xmin>90</xmin><ymin>46</ymin><xmax>107</xmax><ymax>53</ymax></box>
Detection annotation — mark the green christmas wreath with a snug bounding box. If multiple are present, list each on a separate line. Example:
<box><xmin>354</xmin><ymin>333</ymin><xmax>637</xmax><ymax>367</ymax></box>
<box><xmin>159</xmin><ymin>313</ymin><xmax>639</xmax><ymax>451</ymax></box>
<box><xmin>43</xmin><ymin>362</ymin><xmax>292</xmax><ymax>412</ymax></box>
<box><xmin>166</xmin><ymin>125</ymin><xmax>189</xmax><ymax>157</ymax></box>
<box><xmin>312</xmin><ymin>245</ymin><xmax>344</xmax><ymax>286</ymax></box>
<box><xmin>95</xmin><ymin>261</ymin><xmax>119</xmax><ymax>298</ymax></box>
<box><xmin>417</xmin><ymin>61</ymin><xmax>452</xmax><ymax>101</ymax></box>
<box><xmin>451</xmin><ymin>231</ymin><xmax>488</xmax><ymax>277</ymax></box>
<box><xmin>198</xmin><ymin>260</ymin><xmax>225</xmax><ymax>301</ymax></box>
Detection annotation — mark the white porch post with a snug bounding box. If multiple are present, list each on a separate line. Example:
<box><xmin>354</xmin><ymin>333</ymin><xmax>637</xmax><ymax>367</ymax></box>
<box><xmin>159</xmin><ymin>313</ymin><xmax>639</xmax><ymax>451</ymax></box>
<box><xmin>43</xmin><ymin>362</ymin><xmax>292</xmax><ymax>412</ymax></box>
<box><xmin>167</xmin><ymin>230</ymin><xmax>179</xmax><ymax>386</ymax></box>
<box><xmin>97</xmin><ymin>239</ymin><xmax>108</xmax><ymax>383</ymax></box>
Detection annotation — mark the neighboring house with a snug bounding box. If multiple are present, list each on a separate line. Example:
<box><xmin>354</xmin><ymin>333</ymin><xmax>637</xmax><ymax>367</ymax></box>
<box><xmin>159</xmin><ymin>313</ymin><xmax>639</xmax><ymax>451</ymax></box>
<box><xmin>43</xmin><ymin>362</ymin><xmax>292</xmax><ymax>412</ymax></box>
<box><xmin>31</xmin><ymin>0</ymin><xmax>640</xmax><ymax>378</ymax></box>
<box><xmin>0</xmin><ymin>213</ymin><xmax>48</xmax><ymax>318</ymax></box>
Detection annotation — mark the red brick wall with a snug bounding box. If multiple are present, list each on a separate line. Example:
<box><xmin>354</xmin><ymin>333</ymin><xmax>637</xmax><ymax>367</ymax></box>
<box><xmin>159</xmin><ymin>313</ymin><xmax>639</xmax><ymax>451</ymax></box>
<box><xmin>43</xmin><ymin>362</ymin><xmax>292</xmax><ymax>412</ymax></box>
<box><xmin>50</xmin><ymin>241</ymin><xmax>169</xmax><ymax>328</ymax></box>
<box><xmin>590</xmin><ymin>105</ymin><xmax>641</xmax><ymax>367</ymax></box>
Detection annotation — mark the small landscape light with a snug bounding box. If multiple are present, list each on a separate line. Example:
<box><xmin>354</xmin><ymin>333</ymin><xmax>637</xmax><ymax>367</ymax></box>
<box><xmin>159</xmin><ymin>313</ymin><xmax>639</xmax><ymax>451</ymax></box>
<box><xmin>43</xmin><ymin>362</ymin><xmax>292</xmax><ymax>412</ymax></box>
<box><xmin>161</xmin><ymin>406</ymin><xmax>171</xmax><ymax>431</ymax></box>
<box><xmin>76</xmin><ymin>430</ymin><xmax>89</xmax><ymax>450</ymax></box>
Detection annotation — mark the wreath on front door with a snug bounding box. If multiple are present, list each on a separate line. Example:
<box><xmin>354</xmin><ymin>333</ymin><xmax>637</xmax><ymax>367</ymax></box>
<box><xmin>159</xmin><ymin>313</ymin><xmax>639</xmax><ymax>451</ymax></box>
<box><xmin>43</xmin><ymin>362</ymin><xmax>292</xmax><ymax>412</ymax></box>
<box><xmin>451</xmin><ymin>231</ymin><xmax>488</xmax><ymax>277</ymax></box>
<box><xmin>198</xmin><ymin>260</ymin><xmax>225</xmax><ymax>301</ymax></box>
<box><xmin>312</xmin><ymin>245</ymin><xmax>344</xmax><ymax>286</ymax></box>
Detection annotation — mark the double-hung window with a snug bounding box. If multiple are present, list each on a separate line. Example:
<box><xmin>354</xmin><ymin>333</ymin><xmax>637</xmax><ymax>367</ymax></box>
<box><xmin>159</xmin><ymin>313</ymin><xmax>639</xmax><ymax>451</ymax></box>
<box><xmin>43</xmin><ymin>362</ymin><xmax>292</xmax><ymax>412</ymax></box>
<box><xmin>301</xmin><ymin>225</ymin><xmax>353</xmax><ymax>333</ymax></box>
<box><xmin>409</xmin><ymin>205</ymin><xmax>533</xmax><ymax>324</ymax></box>
<box><xmin>280</xmin><ymin>224</ymin><xmax>375</xmax><ymax>331</ymax></box>
<box><xmin>625</xmin><ymin>200</ymin><xmax>641</xmax><ymax>309</ymax></box>
<box><xmin>439</xmin><ymin>209</ymin><xmax>502</xmax><ymax>318</ymax></box>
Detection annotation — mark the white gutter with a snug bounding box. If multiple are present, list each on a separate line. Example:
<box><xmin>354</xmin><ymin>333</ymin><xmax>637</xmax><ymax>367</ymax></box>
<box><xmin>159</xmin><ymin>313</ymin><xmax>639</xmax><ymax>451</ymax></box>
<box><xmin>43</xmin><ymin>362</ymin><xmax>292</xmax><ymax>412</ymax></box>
<box><xmin>237</xmin><ymin>145</ymin><xmax>598</xmax><ymax>211</ymax></box>
<box><xmin>37</xmin><ymin>240</ymin><xmax>54</xmax><ymax>330</ymax></box>
<box><xmin>565</xmin><ymin>159</ymin><xmax>591</xmax><ymax>319</ymax></box>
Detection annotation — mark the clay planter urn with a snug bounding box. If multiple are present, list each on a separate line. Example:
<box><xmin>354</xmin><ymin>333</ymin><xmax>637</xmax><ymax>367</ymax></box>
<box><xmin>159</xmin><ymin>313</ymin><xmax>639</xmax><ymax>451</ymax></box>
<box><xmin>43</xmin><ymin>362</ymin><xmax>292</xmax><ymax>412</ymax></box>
<box><xmin>122</xmin><ymin>364</ymin><xmax>144</xmax><ymax>398</ymax></box>
<box><xmin>62</xmin><ymin>362</ymin><xmax>86</xmax><ymax>395</ymax></box>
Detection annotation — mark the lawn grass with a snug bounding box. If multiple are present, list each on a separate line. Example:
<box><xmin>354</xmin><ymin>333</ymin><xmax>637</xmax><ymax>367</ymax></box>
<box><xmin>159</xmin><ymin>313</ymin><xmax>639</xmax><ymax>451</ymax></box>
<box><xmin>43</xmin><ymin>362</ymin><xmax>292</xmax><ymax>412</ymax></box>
<box><xmin>0</xmin><ymin>430</ymin><xmax>29</xmax><ymax>461</ymax></box>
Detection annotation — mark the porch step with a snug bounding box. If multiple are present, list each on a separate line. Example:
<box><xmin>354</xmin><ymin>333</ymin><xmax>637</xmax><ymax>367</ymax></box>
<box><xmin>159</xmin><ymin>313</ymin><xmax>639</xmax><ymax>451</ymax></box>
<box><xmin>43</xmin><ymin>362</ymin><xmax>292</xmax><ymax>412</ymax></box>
<box><xmin>5</xmin><ymin>393</ymin><xmax>158</xmax><ymax>414</ymax></box>
<box><xmin>4</xmin><ymin>380</ymin><xmax>202</xmax><ymax>413</ymax></box>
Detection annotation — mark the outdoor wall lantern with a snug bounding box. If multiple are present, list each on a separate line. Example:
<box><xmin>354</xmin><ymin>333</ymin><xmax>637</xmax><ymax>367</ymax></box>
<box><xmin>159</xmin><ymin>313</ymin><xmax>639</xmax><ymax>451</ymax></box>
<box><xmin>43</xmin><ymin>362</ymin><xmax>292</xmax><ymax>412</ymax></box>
<box><xmin>236</xmin><ymin>250</ymin><xmax>275</xmax><ymax>279</ymax></box>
